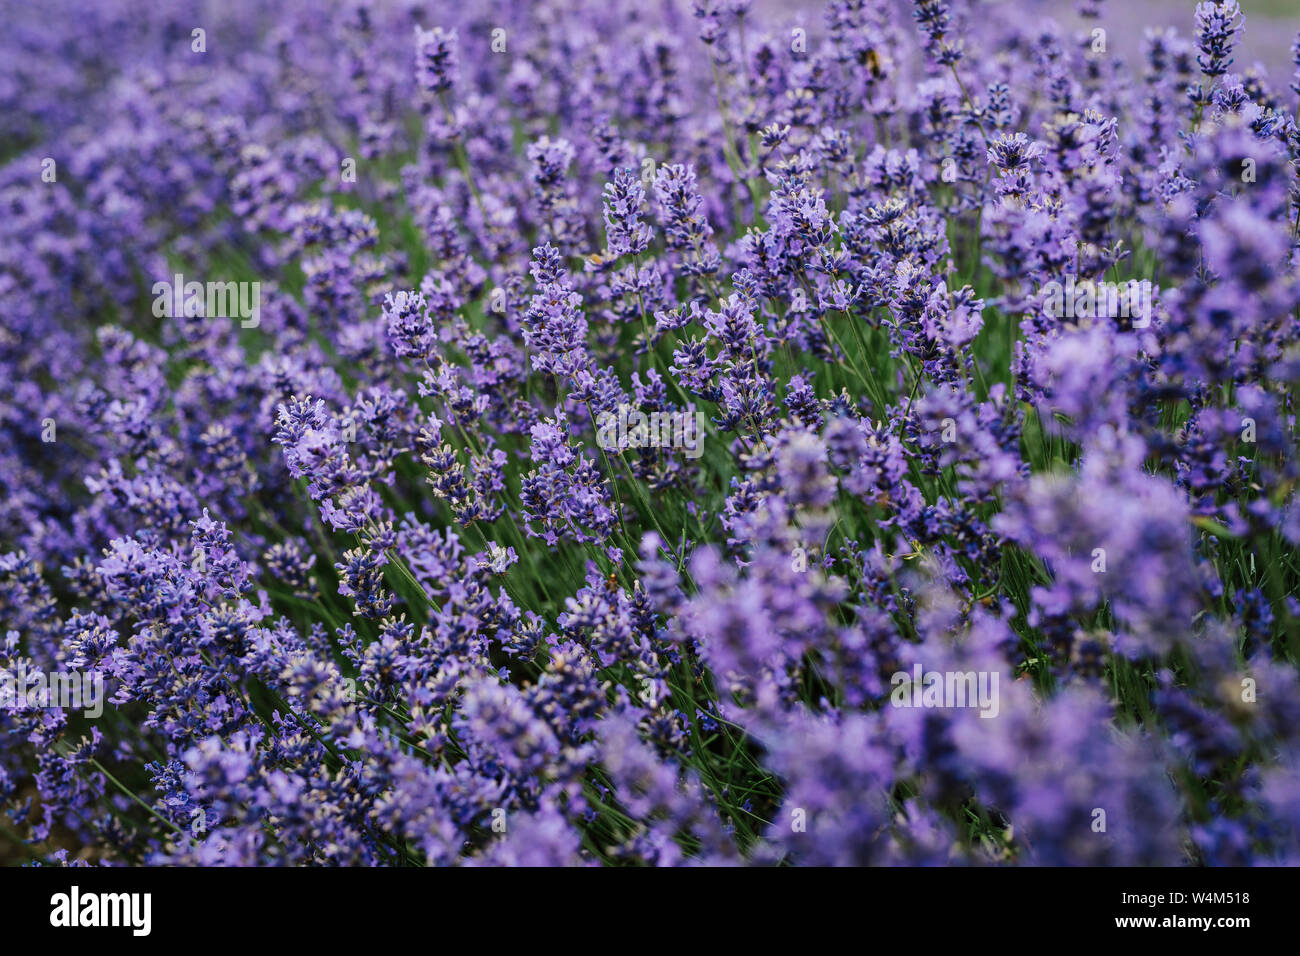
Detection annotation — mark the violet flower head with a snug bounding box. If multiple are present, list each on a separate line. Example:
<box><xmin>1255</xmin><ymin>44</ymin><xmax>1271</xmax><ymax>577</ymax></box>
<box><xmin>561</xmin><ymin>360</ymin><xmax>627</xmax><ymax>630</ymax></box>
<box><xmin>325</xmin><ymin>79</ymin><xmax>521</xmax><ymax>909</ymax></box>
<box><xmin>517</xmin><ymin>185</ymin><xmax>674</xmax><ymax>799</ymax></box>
<box><xmin>1194</xmin><ymin>1</ymin><xmax>1243</xmax><ymax>80</ymax></box>
<box><xmin>415</xmin><ymin>25</ymin><xmax>458</xmax><ymax>96</ymax></box>
<box><xmin>601</xmin><ymin>167</ymin><xmax>653</xmax><ymax>260</ymax></box>
<box><xmin>911</xmin><ymin>0</ymin><xmax>962</xmax><ymax>66</ymax></box>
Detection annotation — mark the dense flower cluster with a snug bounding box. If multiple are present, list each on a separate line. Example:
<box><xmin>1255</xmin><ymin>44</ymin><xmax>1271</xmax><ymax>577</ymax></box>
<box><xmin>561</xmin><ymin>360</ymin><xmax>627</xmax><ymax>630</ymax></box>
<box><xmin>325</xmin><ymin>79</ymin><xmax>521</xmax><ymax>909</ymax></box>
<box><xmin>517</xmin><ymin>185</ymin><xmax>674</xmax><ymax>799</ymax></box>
<box><xmin>1</xmin><ymin>0</ymin><xmax>1299</xmax><ymax>866</ymax></box>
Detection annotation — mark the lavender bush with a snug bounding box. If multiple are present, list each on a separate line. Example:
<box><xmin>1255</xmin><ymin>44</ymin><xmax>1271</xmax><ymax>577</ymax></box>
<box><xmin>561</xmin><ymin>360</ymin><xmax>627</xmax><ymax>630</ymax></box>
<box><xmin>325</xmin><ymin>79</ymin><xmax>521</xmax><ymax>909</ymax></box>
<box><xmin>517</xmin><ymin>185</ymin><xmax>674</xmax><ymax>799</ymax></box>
<box><xmin>1</xmin><ymin>0</ymin><xmax>1299</xmax><ymax>866</ymax></box>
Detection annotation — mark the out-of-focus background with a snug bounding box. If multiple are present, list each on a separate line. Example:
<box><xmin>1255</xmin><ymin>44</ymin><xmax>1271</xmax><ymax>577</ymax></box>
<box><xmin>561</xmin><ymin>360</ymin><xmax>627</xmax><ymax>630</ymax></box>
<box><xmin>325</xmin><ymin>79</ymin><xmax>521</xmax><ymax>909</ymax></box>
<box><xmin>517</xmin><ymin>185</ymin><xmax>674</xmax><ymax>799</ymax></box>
<box><xmin>1058</xmin><ymin>0</ymin><xmax>1296</xmax><ymax>75</ymax></box>
<box><xmin>751</xmin><ymin>0</ymin><xmax>1298</xmax><ymax>78</ymax></box>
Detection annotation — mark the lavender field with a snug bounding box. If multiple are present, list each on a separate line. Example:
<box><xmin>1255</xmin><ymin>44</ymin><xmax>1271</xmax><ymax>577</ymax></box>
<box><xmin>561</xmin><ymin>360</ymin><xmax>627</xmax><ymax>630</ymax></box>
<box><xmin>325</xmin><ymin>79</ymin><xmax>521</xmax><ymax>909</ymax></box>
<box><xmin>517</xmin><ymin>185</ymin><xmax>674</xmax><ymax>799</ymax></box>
<box><xmin>1</xmin><ymin>0</ymin><xmax>1299</xmax><ymax>867</ymax></box>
